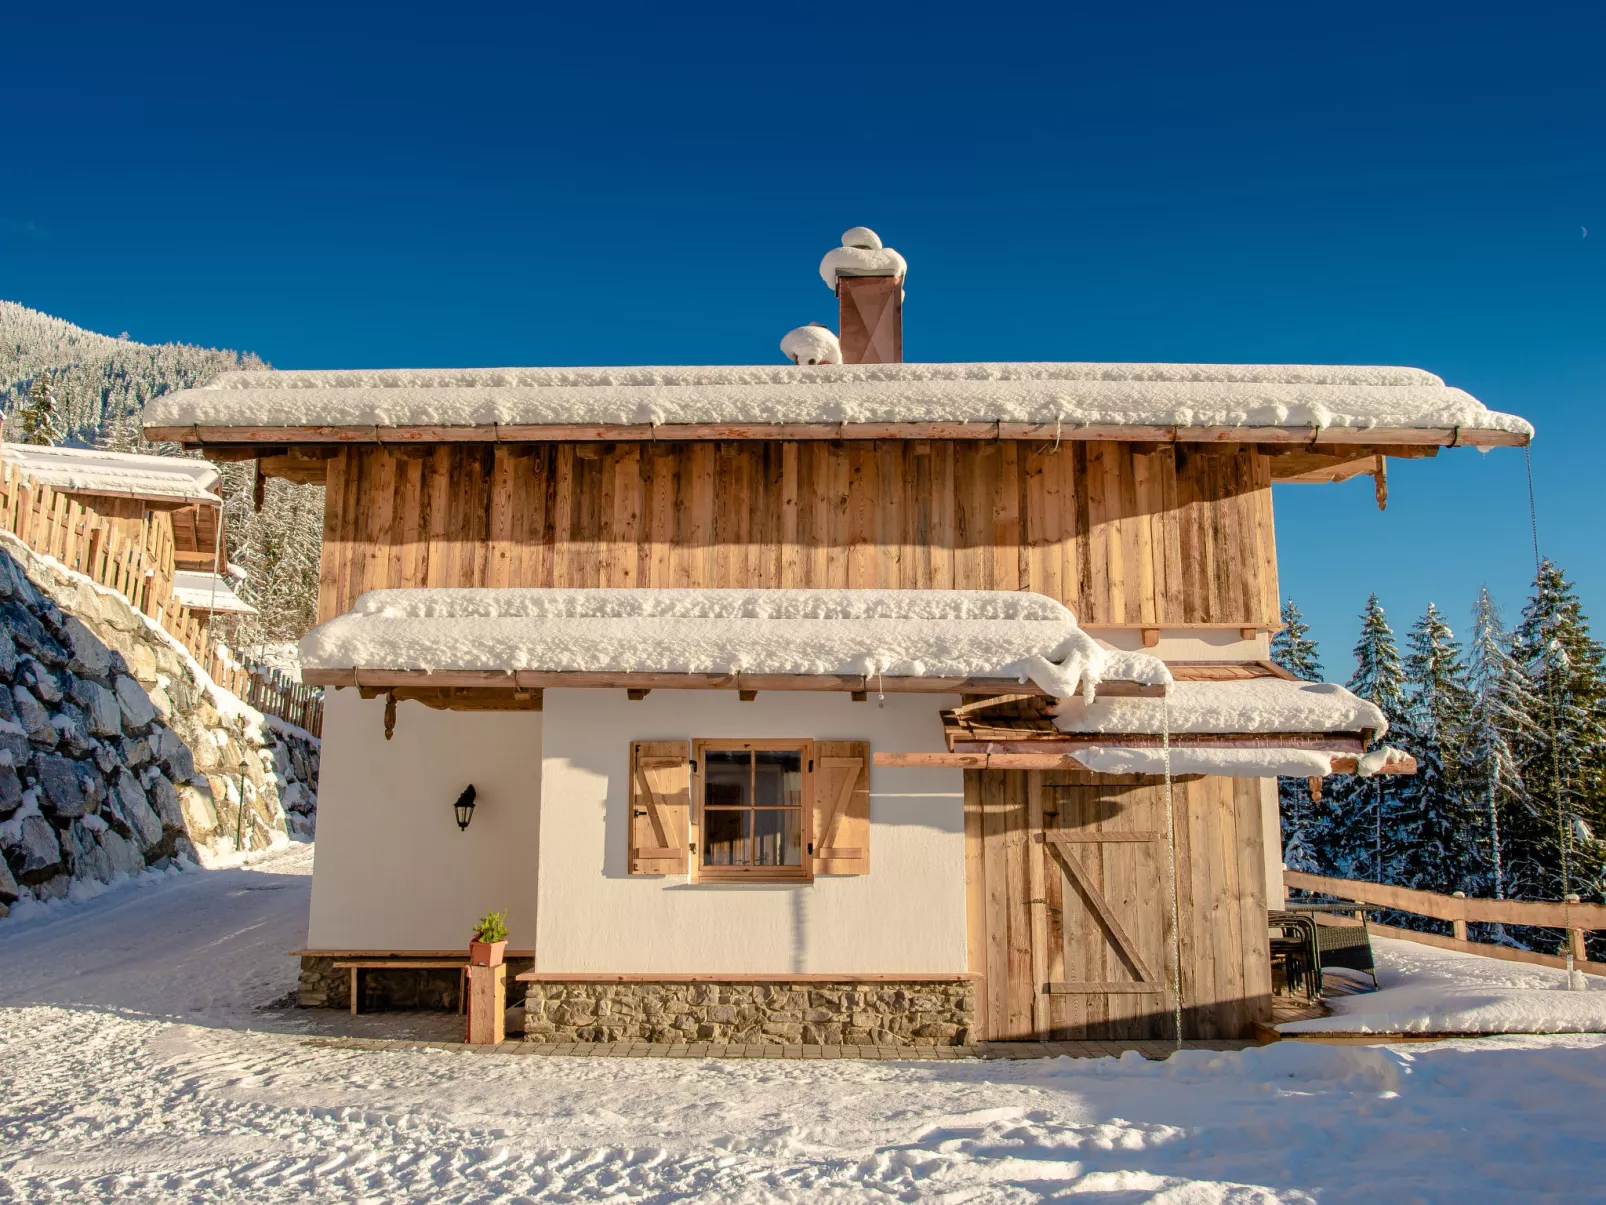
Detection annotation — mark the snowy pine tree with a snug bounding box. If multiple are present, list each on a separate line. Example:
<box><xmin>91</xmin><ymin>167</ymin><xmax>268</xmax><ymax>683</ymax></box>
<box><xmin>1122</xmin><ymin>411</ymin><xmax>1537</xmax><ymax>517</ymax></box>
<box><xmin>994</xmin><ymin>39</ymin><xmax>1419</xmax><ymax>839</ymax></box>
<box><xmin>1328</xmin><ymin>595</ymin><xmax>1410</xmax><ymax>881</ymax></box>
<box><xmin>1272</xmin><ymin>599</ymin><xmax>1324</xmax><ymax>681</ymax></box>
<box><xmin>1509</xmin><ymin>561</ymin><xmax>1606</xmax><ymax>914</ymax></box>
<box><xmin>1464</xmin><ymin>587</ymin><xmax>1539</xmax><ymax>903</ymax></box>
<box><xmin>13</xmin><ymin>372</ymin><xmax>61</xmax><ymax>445</ymax></box>
<box><xmin>217</xmin><ymin>464</ymin><xmax>326</xmax><ymax>646</ymax></box>
<box><xmin>1397</xmin><ymin>603</ymin><xmax>1475</xmax><ymax>897</ymax></box>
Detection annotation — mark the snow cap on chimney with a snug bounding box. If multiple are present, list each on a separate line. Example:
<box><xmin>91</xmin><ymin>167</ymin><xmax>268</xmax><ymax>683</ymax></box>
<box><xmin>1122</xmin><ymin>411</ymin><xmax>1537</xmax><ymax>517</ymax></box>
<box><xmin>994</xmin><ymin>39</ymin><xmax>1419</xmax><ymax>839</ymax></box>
<box><xmin>819</xmin><ymin>227</ymin><xmax>908</xmax><ymax>292</ymax></box>
<box><xmin>780</xmin><ymin>323</ymin><xmax>842</xmax><ymax>366</ymax></box>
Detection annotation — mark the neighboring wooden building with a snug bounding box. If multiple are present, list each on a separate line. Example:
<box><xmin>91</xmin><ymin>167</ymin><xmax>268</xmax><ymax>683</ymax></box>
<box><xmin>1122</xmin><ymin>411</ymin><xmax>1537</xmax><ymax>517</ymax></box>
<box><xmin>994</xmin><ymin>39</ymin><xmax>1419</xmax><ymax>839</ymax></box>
<box><xmin>145</xmin><ymin>228</ymin><xmax>1531</xmax><ymax>1043</ymax></box>
<box><xmin>0</xmin><ymin>442</ymin><xmax>254</xmax><ymax>618</ymax></box>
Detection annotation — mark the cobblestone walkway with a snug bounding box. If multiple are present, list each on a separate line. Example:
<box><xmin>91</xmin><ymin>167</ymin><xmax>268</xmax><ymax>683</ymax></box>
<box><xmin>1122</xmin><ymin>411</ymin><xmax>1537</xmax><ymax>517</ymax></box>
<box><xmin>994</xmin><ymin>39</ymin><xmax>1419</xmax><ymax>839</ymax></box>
<box><xmin>303</xmin><ymin>1036</ymin><xmax>1262</xmax><ymax>1059</ymax></box>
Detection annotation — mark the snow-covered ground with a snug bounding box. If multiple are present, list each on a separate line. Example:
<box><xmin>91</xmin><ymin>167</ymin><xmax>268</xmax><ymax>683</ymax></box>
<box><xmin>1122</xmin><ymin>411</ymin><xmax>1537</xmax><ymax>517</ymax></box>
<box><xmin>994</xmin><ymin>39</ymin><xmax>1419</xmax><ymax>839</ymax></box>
<box><xmin>1280</xmin><ymin>936</ymin><xmax>1606</xmax><ymax>1035</ymax></box>
<box><xmin>3</xmin><ymin>850</ymin><xmax>1606</xmax><ymax>1202</ymax></box>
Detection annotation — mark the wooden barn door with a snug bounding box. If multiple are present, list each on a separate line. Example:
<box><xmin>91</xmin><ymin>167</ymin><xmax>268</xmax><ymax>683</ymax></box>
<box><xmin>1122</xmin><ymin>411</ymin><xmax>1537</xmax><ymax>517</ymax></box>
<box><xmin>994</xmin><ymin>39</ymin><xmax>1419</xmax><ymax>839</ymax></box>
<box><xmin>964</xmin><ymin>769</ymin><xmax>1272</xmax><ymax>1042</ymax></box>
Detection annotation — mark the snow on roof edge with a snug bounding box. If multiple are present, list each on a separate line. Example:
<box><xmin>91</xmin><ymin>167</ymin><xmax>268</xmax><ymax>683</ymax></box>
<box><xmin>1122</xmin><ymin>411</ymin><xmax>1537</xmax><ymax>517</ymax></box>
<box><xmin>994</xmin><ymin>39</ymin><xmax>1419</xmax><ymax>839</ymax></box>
<box><xmin>142</xmin><ymin>362</ymin><xmax>1532</xmax><ymax>439</ymax></box>
<box><xmin>1</xmin><ymin>442</ymin><xmax>220</xmax><ymax>501</ymax></box>
<box><xmin>298</xmin><ymin>587</ymin><xmax>1173</xmax><ymax>699</ymax></box>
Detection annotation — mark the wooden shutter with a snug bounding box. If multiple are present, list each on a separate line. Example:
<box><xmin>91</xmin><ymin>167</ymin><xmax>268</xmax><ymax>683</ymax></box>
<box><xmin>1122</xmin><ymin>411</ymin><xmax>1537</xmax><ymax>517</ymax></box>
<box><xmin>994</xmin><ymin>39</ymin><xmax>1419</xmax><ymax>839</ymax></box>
<box><xmin>812</xmin><ymin>740</ymin><xmax>869</xmax><ymax>875</ymax></box>
<box><xmin>629</xmin><ymin>741</ymin><xmax>690</xmax><ymax>875</ymax></box>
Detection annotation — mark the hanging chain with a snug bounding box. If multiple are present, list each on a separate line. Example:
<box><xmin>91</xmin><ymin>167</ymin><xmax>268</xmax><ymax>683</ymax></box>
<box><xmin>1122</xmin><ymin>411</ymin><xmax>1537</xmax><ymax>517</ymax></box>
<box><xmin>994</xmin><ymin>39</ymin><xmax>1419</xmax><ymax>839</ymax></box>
<box><xmin>1525</xmin><ymin>446</ymin><xmax>1576</xmax><ymax>982</ymax></box>
<box><xmin>1162</xmin><ymin>695</ymin><xmax>1184</xmax><ymax>1049</ymax></box>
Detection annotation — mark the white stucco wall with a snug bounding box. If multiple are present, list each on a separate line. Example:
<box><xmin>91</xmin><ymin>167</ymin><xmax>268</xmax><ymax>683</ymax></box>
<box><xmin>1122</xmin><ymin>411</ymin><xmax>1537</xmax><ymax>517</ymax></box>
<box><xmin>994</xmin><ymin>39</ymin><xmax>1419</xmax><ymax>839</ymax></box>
<box><xmin>535</xmin><ymin>690</ymin><xmax>967</xmax><ymax>975</ymax></box>
<box><xmin>306</xmin><ymin>689</ymin><xmax>542</xmax><ymax>951</ymax></box>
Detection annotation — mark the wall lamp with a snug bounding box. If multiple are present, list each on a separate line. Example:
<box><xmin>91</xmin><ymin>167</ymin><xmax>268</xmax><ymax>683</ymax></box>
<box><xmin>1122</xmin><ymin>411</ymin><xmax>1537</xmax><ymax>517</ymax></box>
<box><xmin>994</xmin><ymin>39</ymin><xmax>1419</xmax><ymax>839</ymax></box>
<box><xmin>453</xmin><ymin>784</ymin><xmax>478</xmax><ymax>832</ymax></box>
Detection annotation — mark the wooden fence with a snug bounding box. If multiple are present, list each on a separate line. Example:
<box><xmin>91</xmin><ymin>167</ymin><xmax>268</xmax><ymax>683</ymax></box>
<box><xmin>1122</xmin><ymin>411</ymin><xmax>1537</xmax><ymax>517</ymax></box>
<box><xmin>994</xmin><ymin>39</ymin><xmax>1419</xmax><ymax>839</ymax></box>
<box><xmin>0</xmin><ymin>463</ymin><xmax>322</xmax><ymax>736</ymax></box>
<box><xmin>1285</xmin><ymin>868</ymin><xmax>1606</xmax><ymax>977</ymax></box>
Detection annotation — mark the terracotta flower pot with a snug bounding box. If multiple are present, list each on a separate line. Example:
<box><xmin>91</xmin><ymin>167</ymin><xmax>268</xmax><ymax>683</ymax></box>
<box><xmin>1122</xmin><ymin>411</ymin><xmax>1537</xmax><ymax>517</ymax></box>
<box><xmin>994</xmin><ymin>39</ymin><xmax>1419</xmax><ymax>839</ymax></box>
<box><xmin>469</xmin><ymin>939</ymin><xmax>506</xmax><ymax>967</ymax></box>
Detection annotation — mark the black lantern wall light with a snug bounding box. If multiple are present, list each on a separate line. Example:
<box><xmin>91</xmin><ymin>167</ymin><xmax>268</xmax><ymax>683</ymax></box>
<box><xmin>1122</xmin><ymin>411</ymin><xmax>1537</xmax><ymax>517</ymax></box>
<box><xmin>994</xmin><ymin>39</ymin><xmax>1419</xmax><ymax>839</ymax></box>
<box><xmin>453</xmin><ymin>785</ymin><xmax>478</xmax><ymax>831</ymax></box>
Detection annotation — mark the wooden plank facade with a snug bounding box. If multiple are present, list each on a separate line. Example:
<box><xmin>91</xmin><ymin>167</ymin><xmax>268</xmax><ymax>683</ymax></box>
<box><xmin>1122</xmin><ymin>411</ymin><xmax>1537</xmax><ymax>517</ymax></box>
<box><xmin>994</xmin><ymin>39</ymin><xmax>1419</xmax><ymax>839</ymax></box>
<box><xmin>315</xmin><ymin>440</ymin><xmax>1279</xmax><ymax>625</ymax></box>
<box><xmin>964</xmin><ymin>768</ymin><xmax>1271</xmax><ymax>1041</ymax></box>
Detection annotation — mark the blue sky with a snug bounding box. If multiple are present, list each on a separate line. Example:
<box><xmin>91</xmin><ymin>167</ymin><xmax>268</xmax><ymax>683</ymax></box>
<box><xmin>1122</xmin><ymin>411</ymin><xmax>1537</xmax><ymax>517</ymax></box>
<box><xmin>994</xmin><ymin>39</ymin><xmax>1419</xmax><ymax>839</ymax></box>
<box><xmin>3</xmin><ymin>1</ymin><xmax>1600</xmax><ymax>665</ymax></box>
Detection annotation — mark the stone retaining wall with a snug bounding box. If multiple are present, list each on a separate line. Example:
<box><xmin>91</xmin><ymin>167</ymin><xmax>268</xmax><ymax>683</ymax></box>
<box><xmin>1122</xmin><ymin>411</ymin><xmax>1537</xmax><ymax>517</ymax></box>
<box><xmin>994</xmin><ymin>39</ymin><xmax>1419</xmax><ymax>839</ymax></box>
<box><xmin>0</xmin><ymin>536</ymin><xmax>319</xmax><ymax>915</ymax></box>
<box><xmin>520</xmin><ymin>980</ymin><xmax>976</xmax><ymax>1046</ymax></box>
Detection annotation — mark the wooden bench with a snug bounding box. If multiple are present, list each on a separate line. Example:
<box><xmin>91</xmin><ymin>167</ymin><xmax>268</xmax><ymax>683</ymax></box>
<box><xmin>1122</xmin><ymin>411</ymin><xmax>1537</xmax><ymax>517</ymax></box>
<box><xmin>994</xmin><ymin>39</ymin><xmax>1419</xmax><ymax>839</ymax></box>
<box><xmin>332</xmin><ymin>959</ymin><xmax>469</xmax><ymax>1016</ymax></box>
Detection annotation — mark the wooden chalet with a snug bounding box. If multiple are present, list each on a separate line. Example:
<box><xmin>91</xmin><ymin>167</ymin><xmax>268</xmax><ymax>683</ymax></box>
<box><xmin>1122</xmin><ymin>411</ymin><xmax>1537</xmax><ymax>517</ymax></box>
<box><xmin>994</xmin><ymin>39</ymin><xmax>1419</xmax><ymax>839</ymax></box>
<box><xmin>144</xmin><ymin>228</ymin><xmax>1532</xmax><ymax>1044</ymax></box>
<box><xmin>0</xmin><ymin>442</ymin><xmax>254</xmax><ymax>618</ymax></box>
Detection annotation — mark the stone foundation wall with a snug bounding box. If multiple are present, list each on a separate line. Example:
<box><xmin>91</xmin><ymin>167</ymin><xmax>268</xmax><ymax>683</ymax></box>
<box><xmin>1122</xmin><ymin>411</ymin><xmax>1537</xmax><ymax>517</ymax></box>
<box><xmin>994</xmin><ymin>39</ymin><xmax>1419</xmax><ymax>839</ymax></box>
<box><xmin>298</xmin><ymin>955</ymin><xmax>534</xmax><ymax>1011</ymax></box>
<box><xmin>520</xmin><ymin>979</ymin><xmax>976</xmax><ymax>1046</ymax></box>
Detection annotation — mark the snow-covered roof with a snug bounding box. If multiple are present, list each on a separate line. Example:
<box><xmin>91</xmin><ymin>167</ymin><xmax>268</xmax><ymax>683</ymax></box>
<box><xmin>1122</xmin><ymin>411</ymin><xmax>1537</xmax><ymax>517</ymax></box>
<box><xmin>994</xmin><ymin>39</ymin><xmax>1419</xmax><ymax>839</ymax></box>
<box><xmin>1</xmin><ymin>442</ymin><xmax>220</xmax><ymax>503</ymax></box>
<box><xmin>1052</xmin><ymin>679</ymin><xmax>1388</xmax><ymax>737</ymax></box>
<box><xmin>141</xmin><ymin>361</ymin><xmax>1531</xmax><ymax>442</ymax></box>
<box><xmin>298</xmin><ymin>587</ymin><xmax>1170</xmax><ymax>698</ymax></box>
<box><xmin>171</xmin><ymin>570</ymin><xmax>257</xmax><ymax>615</ymax></box>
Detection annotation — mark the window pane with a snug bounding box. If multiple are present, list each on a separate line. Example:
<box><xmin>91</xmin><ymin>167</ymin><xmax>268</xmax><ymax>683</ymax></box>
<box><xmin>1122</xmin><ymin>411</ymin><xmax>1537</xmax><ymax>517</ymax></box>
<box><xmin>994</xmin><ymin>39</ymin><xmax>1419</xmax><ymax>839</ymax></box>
<box><xmin>754</xmin><ymin>750</ymin><xmax>802</xmax><ymax>808</ymax></box>
<box><xmin>704</xmin><ymin>808</ymin><xmax>751</xmax><ymax>866</ymax></box>
<box><xmin>753</xmin><ymin>807</ymin><xmax>802</xmax><ymax>866</ymax></box>
<box><xmin>704</xmin><ymin>750</ymin><xmax>750</xmax><ymax>809</ymax></box>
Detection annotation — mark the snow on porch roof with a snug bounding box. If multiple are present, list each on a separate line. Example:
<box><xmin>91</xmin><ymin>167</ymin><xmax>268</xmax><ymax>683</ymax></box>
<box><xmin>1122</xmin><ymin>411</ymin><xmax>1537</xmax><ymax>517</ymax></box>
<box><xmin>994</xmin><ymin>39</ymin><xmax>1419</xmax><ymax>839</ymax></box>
<box><xmin>1</xmin><ymin>442</ymin><xmax>220</xmax><ymax>503</ymax></box>
<box><xmin>926</xmin><ymin>679</ymin><xmax>1407</xmax><ymax>779</ymax></box>
<box><xmin>297</xmin><ymin>587</ymin><xmax>1172</xmax><ymax>699</ymax></box>
<box><xmin>170</xmin><ymin>570</ymin><xmax>257</xmax><ymax>615</ymax></box>
<box><xmin>142</xmin><ymin>361</ymin><xmax>1532</xmax><ymax>446</ymax></box>
<box><xmin>1052</xmin><ymin>678</ymin><xmax>1388</xmax><ymax>737</ymax></box>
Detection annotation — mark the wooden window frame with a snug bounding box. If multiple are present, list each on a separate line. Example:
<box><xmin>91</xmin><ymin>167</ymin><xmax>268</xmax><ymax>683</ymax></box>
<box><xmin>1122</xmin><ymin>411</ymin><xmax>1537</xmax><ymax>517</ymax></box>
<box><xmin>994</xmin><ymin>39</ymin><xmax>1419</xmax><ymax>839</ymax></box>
<box><xmin>691</xmin><ymin>738</ymin><xmax>814</xmax><ymax>883</ymax></box>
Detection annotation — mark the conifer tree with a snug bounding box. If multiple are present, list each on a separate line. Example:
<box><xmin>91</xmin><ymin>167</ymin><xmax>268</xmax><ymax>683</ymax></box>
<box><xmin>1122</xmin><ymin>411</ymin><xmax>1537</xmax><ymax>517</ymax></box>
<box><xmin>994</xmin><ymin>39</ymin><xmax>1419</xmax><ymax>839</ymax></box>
<box><xmin>1464</xmin><ymin>587</ymin><xmax>1538</xmax><ymax>902</ymax></box>
<box><xmin>15</xmin><ymin>372</ymin><xmax>61</xmax><ymax>445</ymax></box>
<box><xmin>1272</xmin><ymin>599</ymin><xmax>1327</xmax><ymax>871</ymax></box>
<box><xmin>1330</xmin><ymin>595</ymin><xmax>1409</xmax><ymax>881</ymax></box>
<box><xmin>1509</xmin><ymin>561</ymin><xmax>1606</xmax><ymax>911</ymax></box>
<box><xmin>1272</xmin><ymin>599</ymin><xmax>1324</xmax><ymax>681</ymax></box>
<box><xmin>1397</xmin><ymin>603</ymin><xmax>1475</xmax><ymax>896</ymax></box>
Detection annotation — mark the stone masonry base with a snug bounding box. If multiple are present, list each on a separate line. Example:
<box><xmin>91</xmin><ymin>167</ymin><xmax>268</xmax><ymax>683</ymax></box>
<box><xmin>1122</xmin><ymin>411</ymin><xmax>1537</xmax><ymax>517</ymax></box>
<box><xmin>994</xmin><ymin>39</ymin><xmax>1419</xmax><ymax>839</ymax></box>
<box><xmin>519</xmin><ymin>979</ymin><xmax>976</xmax><ymax>1046</ymax></box>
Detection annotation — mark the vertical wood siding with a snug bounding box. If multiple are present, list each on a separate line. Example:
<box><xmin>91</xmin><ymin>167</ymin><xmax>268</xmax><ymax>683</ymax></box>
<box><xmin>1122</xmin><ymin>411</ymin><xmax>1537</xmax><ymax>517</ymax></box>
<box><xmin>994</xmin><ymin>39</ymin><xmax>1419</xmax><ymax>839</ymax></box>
<box><xmin>316</xmin><ymin>441</ymin><xmax>1278</xmax><ymax>623</ymax></box>
<box><xmin>963</xmin><ymin>768</ymin><xmax>1273</xmax><ymax>1041</ymax></box>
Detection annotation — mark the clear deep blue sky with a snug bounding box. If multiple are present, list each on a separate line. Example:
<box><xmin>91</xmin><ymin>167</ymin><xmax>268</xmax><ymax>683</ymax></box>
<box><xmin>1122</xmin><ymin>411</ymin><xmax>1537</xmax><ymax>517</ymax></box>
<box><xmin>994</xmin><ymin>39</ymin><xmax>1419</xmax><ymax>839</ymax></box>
<box><xmin>3</xmin><ymin>1</ymin><xmax>1601</xmax><ymax>666</ymax></box>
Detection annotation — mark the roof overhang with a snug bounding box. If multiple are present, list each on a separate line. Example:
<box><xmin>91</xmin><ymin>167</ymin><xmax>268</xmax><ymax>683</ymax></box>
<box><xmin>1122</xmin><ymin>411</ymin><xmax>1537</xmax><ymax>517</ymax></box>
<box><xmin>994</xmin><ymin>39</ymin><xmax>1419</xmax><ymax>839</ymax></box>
<box><xmin>308</xmin><ymin>666</ymin><xmax>1166</xmax><ymax>699</ymax></box>
<box><xmin>141</xmin><ymin>361</ymin><xmax>1534</xmax><ymax>461</ymax></box>
<box><xmin>150</xmin><ymin>421</ymin><xmax>1528</xmax><ymax>450</ymax></box>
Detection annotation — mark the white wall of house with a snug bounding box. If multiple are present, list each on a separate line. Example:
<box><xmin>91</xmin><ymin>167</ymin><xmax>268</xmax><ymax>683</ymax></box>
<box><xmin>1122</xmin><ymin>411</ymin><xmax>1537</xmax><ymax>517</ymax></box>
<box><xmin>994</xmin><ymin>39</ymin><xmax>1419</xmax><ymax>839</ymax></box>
<box><xmin>306</xmin><ymin>689</ymin><xmax>542</xmax><ymax>951</ymax></box>
<box><xmin>536</xmin><ymin>689</ymin><xmax>967</xmax><ymax>975</ymax></box>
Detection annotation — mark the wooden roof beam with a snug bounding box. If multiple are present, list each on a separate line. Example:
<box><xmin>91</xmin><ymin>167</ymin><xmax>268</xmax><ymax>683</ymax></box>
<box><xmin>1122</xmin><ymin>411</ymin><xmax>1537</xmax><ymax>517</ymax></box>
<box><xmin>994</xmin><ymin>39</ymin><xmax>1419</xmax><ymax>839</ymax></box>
<box><xmin>874</xmin><ymin>749</ymin><xmax>1416</xmax><ymax>774</ymax></box>
<box><xmin>306</xmin><ymin>667</ymin><xmax>1167</xmax><ymax>698</ymax></box>
<box><xmin>147</xmin><ymin>423</ymin><xmax>1532</xmax><ymax>450</ymax></box>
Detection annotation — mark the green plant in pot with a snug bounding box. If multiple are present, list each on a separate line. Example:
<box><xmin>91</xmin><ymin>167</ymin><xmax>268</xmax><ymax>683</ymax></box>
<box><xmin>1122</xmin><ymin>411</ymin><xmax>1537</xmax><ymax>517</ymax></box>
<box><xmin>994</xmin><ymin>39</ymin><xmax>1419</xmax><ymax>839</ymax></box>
<box><xmin>470</xmin><ymin>909</ymin><xmax>509</xmax><ymax>966</ymax></box>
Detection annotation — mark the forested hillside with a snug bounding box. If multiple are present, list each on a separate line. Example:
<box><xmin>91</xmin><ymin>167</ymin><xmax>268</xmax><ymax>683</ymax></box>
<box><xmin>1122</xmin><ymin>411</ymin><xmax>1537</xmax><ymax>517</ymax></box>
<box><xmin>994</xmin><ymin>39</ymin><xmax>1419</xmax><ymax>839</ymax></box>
<box><xmin>0</xmin><ymin>300</ymin><xmax>322</xmax><ymax>645</ymax></box>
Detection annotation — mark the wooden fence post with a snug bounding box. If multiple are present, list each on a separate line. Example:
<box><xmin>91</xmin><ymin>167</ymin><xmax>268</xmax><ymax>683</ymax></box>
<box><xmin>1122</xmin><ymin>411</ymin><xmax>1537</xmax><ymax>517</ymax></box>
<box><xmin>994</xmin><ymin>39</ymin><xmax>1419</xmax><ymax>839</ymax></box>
<box><xmin>1451</xmin><ymin>890</ymin><xmax>1468</xmax><ymax>941</ymax></box>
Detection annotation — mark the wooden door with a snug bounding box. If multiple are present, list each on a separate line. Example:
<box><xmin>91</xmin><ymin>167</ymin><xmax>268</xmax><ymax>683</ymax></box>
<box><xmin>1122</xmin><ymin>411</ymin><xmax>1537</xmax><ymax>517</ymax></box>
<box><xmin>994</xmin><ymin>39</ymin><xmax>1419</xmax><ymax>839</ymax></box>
<box><xmin>965</xmin><ymin>769</ymin><xmax>1273</xmax><ymax>1041</ymax></box>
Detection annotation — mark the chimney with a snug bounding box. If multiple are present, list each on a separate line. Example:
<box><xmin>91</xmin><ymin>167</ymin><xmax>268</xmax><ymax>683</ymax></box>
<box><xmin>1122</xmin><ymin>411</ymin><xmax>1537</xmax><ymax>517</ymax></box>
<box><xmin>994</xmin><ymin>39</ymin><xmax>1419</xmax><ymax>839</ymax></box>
<box><xmin>819</xmin><ymin>227</ymin><xmax>906</xmax><ymax>364</ymax></box>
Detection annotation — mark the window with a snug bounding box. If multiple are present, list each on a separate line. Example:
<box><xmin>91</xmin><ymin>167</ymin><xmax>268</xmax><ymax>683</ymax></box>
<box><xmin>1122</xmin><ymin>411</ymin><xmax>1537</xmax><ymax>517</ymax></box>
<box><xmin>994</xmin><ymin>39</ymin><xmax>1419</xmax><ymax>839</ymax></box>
<box><xmin>695</xmin><ymin>740</ymin><xmax>811</xmax><ymax>880</ymax></box>
<box><xmin>627</xmin><ymin>738</ymin><xmax>869</xmax><ymax>880</ymax></box>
